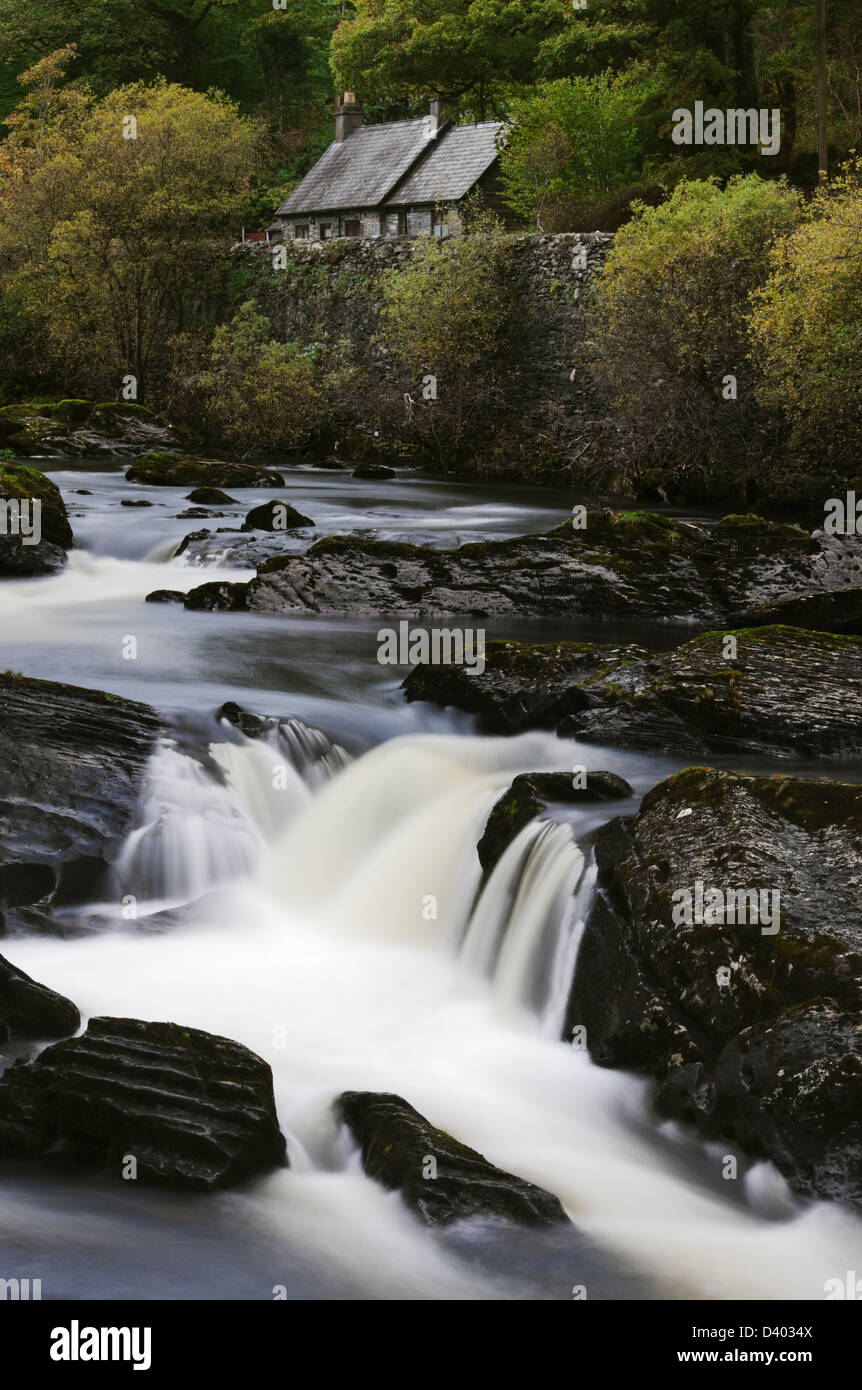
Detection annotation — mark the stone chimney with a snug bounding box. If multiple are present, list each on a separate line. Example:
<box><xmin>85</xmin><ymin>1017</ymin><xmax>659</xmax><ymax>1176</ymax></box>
<box><xmin>335</xmin><ymin>92</ymin><xmax>363</xmax><ymax>142</ymax></box>
<box><xmin>428</xmin><ymin>95</ymin><xmax>443</xmax><ymax>134</ymax></box>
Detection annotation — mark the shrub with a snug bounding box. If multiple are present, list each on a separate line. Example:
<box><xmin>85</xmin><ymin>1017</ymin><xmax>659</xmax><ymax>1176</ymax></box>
<box><xmin>588</xmin><ymin>174</ymin><xmax>803</xmax><ymax>496</ymax></box>
<box><xmin>750</xmin><ymin>160</ymin><xmax>862</xmax><ymax>463</ymax></box>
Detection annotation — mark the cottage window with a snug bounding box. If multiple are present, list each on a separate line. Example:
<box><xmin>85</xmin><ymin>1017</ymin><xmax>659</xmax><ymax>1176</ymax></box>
<box><xmin>320</xmin><ymin>223</ymin><xmax>333</xmax><ymax>240</ymax></box>
<box><xmin>294</xmin><ymin>225</ymin><xmax>309</xmax><ymax>239</ymax></box>
<box><xmin>344</xmin><ymin>219</ymin><xmax>361</xmax><ymax>237</ymax></box>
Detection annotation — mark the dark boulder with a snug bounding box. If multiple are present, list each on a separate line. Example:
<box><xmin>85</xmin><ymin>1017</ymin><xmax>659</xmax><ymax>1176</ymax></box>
<box><xmin>0</xmin><ymin>955</ymin><xmax>80</xmax><ymax>1043</ymax></box>
<box><xmin>561</xmin><ymin>625</ymin><xmax>862</xmax><ymax>760</ymax></box>
<box><xmin>478</xmin><ymin>771</ymin><xmax>633</xmax><ymax>877</ymax></box>
<box><xmin>403</xmin><ymin>639</ymin><xmax>649</xmax><ymax>734</ymax></box>
<box><xmin>241</xmin><ymin>500</ymin><xmax>314</xmax><ymax>531</ymax></box>
<box><xmin>184</xmin><ymin>580</ymin><xmax>249</xmax><ymax>612</ymax></box>
<box><xmin>353</xmin><ymin>463</ymin><xmax>395</xmax><ymax>480</ymax></box>
<box><xmin>567</xmin><ymin>767</ymin><xmax>862</xmax><ymax>1203</ymax></box>
<box><xmin>121</xmin><ymin>498</ymin><xmax>152</xmax><ymax>508</ymax></box>
<box><xmin>0</xmin><ymin>1016</ymin><xmax>287</xmax><ymax>1189</ymax></box>
<box><xmin>337</xmin><ymin>1091</ymin><xmax>568</xmax><ymax>1227</ymax></box>
<box><xmin>0</xmin><ymin>460</ymin><xmax>73</xmax><ymax>549</ymax></box>
<box><xmin>0</xmin><ymin>675</ymin><xmax>160</xmax><ymax>932</ymax></box>
<box><xmin>126</xmin><ymin>452</ymin><xmax>283</xmax><ymax>489</ymax></box>
<box><xmin>145</xmin><ymin>589</ymin><xmax>185</xmax><ymax>604</ymax></box>
<box><xmin>0</xmin><ymin>536</ymin><xmax>67</xmax><ymax>577</ymax></box>
<box><xmin>728</xmin><ymin>586</ymin><xmax>862</xmax><ymax>636</ymax></box>
<box><xmin>186</xmin><ymin>488</ymin><xmax>237</xmax><ymax>505</ymax></box>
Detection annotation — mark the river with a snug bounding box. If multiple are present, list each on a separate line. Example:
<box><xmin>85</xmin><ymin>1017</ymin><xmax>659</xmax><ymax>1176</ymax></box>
<box><xmin>0</xmin><ymin>461</ymin><xmax>859</xmax><ymax>1300</ymax></box>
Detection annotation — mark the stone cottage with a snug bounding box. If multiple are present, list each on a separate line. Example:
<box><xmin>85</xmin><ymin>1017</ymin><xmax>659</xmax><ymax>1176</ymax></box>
<box><xmin>268</xmin><ymin>95</ymin><xmax>505</xmax><ymax>243</ymax></box>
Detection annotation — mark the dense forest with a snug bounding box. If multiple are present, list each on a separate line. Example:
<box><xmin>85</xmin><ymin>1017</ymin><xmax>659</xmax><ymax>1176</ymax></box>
<box><xmin>0</xmin><ymin>0</ymin><xmax>860</xmax><ymax>501</ymax></box>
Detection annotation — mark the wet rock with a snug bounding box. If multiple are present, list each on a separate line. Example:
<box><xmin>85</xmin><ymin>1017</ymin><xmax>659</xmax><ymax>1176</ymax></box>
<box><xmin>186</xmin><ymin>488</ymin><xmax>237</xmax><ymax>505</ymax></box>
<box><xmin>566</xmin><ymin>767</ymin><xmax>862</xmax><ymax>1203</ymax></box>
<box><xmin>0</xmin><ymin>1017</ymin><xmax>287</xmax><ymax>1189</ymax></box>
<box><xmin>0</xmin><ymin>955</ymin><xmax>80</xmax><ymax>1044</ymax></box>
<box><xmin>403</xmin><ymin>638</ymin><xmax>649</xmax><ymax>733</ymax></box>
<box><xmin>0</xmin><ymin>675</ymin><xmax>160</xmax><ymax>932</ymax></box>
<box><xmin>337</xmin><ymin>1091</ymin><xmax>568</xmax><ymax>1227</ymax></box>
<box><xmin>0</xmin><ymin>536</ymin><xmax>67</xmax><ymax>577</ymax></box>
<box><xmin>126</xmin><ymin>452</ymin><xmax>283</xmax><ymax>489</ymax></box>
<box><xmin>728</xmin><ymin>586</ymin><xmax>862</xmax><ymax>636</ymax></box>
<box><xmin>183</xmin><ymin>580</ymin><xmax>249</xmax><ymax>612</ymax></box>
<box><xmin>121</xmin><ymin>498</ymin><xmax>152</xmax><ymax>507</ymax></box>
<box><xmin>242</xmin><ymin>500</ymin><xmax>314</xmax><ymax>532</ymax></box>
<box><xmin>478</xmin><ymin>771</ymin><xmax>633</xmax><ymax>876</ymax></box>
<box><xmin>145</xmin><ymin>589</ymin><xmax>185</xmax><ymax>604</ymax></box>
<box><xmin>0</xmin><ymin>460</ymin><xmax>73</xmax><ymax>548</ymax></box>
<box><xmin>561</xmin><ymin>625</ymin><xmax>862</xmax><ymax>760</ymax></box>
<box><xmin>711</xmin><ymin>1000</ymin><xmax>862</xmax><ymax>1204</ymax></box>
<box><xmin>353</xmin><ymin>463</ymin><xmax>394</xmax><ymax>480</ymax></box>
<box><xmin>241</xmin><ymin>511</ymin><xmax>862</xmax><ymax>621</ymax></box>
<box><xmin>0</xmin><ymin>402</ymin><xmax>181</xmax><ymax>458</ymax></box>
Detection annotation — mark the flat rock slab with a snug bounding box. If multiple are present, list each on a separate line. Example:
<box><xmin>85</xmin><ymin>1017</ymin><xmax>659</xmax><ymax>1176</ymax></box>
<box><xmin>562</xmin><ymin>625</ymin><xmax>862</xmax><ymax>760</ymax></box>
<box><xmin>567</xmin><ymin>768</ymin><xmax>862</xmax><ymax>1203</ymax></box>
<box><xmin>337</xmin><ymin>1091</ymin><xmax>569</xmax><ymax>1228</ymax></box>
<box><xmin>190</xmin><ymin>511</ymin><xmax>862</xmax><ymax>622</ymax></box>
<box><xmin>0</xmin><ymin>1017</ymin><xmax>287</xmax><ymax>1190</ymax></box>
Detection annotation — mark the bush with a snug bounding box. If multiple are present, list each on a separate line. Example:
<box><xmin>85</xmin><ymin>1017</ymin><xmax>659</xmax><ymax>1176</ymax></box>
<box><xmin>199</xmin><ymin>302</ymin><xmax>328</xmax><ymax>452</ymax></box>
<box><xmin>750</xmin><ymin>161</ymin><xmax>862</xmax><ymax>463</ymax></box>
<box><xmin>499</xmin><ymin>69</ymin><xmax>654</xmax><ymax>232</ymax></box>
<box><xmin>588</xmin><ymin>175</ymin><xmax>803</xmax><ymax>497</ymax></box>
<box><xmin>378</xmin><ymin>208</ymin><xmax>514</xmax><ymax>461</ymax></box>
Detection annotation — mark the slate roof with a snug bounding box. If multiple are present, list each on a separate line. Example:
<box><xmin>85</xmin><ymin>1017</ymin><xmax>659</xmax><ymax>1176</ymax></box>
<box><xmin>386</xmin><ymin>123</ymin><xmax>504</xmax><ymax>206</ymax></box>
<box><xmin>276</xmin><ymin>119</ymin><xmax>432</xmax><ymax>216</ymax></box>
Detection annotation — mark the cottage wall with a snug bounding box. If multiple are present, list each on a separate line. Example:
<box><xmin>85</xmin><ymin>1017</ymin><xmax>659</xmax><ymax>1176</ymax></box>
<box><xmin>240</xmin><ymin>231</ymin><xmax>615</xmax><ymax>479</ymax></box>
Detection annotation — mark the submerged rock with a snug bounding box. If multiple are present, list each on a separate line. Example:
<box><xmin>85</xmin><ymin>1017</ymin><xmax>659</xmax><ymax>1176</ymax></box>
<box><xmin>186</xmin><ymin>487</ymin><xmax>237</xmax><ymax>505</ymax></box>
<box><xmin>0</xmin><ymin>1017</ymin><xmax>287</xmax><ymax>1189</ymax></box>
<box><xmin>145</xmin><ymin>589</ymin><xmax>185</xmax><ymax>604</ymax></box>
<box><xmin>0</xmin><ymin>675</ymin><xmax>160</xmax><ymax>932</ymax></box>
<box><xmin>567</xmin><ymin>767</ymin><xmax>862</xmax><ymax>1204</ymax></box>
<box><xmin>337</xmin><ymin>1091</ymin><xmax>568</xmax><ymax>1227</ymax></box>
<box><xmin>238</xmin><ymin>511</ymin><xmax>862</xmax><ymax>621</ymax></box>
<box><xmin>183</xmin><ymin>580</ymin><xmax>249</xmax><ymax>612</ymax></box>
<box><xmin>127</xmin><ymin>452</ymin><xmax>283</xmax><ymax>489</ymax></box>
<box><xmin>0</xmin><ymin>955</ymin><xmax>80</xmax><ymax>1044</ymax></box>
<box><xmin>478</xmin><ymin>771</ymin><xmax>633</xmax><ymax>876</ymax></box>
<box><xmin>242</xmin><ymin>500</ymin><xmax>314</xmax><ymax>531</ymax></box>
<box><xmin>353</xmin><ymin>463</ymin><xmax>394</xmax><ymax>480</ymax></box>
<box><xmin>561</xmin><ymin>625</ymin><xmax>862</xmax><ymax>760</ymax></box>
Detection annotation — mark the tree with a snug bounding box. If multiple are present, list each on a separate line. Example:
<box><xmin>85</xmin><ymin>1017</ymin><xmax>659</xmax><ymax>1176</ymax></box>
<box><xmin>0</xmin><ymin>53</ymin><xmax>256</xmax><ymax>399</ymax></box>
<box><xmin>379</xmin><ymin>208</ymin><xmax>513</xmax><ymax>457</ymax></box>
<box><xmin>750</xmin><ymin>159</ymin><xmax>862</xmax><ymax>460</ymax></box>
<box><xmin>198</xmin><ymin>301</ymin><xmax>328</xmax><ymax>449</ymax></box>
<box><xmin>499</xmin><ymin>68</ymin><xmax>653</xmax><ymax>230</ymax></box>
<box><xmin>588</xmin><ymin>175</ymin><xmax>803</xmax><ymax>495</ymax></box>
<box><xmin>331</xmin><ymin>0</ymin><xmax>567</xmax><ymax>119</ymax></box>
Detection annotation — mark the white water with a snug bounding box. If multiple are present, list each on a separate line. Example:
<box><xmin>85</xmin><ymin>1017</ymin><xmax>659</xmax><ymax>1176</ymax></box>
<box><xmin>4</xmin><ymin>729</ymin><xmax>861</xmax><ymax>1300</ymax></box>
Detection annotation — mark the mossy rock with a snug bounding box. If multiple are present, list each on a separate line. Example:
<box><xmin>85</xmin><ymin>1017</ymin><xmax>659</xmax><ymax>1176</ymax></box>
<box><xmin>242</xmin><ymin>499</ymin><xmax>314</xmax><ymax>532</ymax></box>
<box><xmin>126</xmin><ymin>453</ymin><xmax>284</xmax><ymax>489</ymax></box>
<box><xmin>0</xmin><ymin>461</ymin><xmax>73</xmax><ymax>548</ymax></box>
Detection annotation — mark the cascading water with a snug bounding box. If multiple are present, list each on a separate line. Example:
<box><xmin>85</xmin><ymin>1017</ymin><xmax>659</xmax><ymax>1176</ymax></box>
<box><xmin>5</xmin><ymin>724</ymin><xmax>862</xmax><ymax>1301</ymax></box>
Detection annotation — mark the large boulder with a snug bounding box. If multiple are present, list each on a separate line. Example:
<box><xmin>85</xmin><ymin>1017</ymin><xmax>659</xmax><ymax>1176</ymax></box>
<box><xmin>566</xmin><ymin>767</ymin><xmax>862</xmax><ymax>1203</ymax></box>
<box><xmin>0</xmin><ymin>675</ymin><xmax>160</xmax><ymax>932</ymax></box>
<box><xmin>337</xmin><ymin>1091</ymin><xmax>568</xmax><ymax>1227</ymax></box>
<box><xmin>0</xmin><ymin>955</ymin><xmax>80</xmax><ymax>1043</ymax></box>
<box><xmin>0</xmin><ymin>1017</ymin><xmax>287</xmax><ymax>1190</ymax></box>
<box><xmin>561</xmin><ymin>625</ymin><xmax>862</xmax><ymax>760</ymax></box>
<box><xmin>235</xmin><ymin>511</ymin><xmax>862</xmax><ymax>621</ymax></box>
<box><xmin>242</xmin><ymin>500</ymin><xmax>314</xmax><ymax>531</ymax></box>
<box><xmin>126</xmin><ymin>452</ymin><xmax>283</xmax><ymax>489</ymax></box>
<box><xmin>403</xmin><ymin>639</ymin><xmax>649</xmax><ymax>734</ymax></box>
<box><xmin>0</xmin><ymin>460</ymin><xmax>73</xmax><ymax>576</ymax></box>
